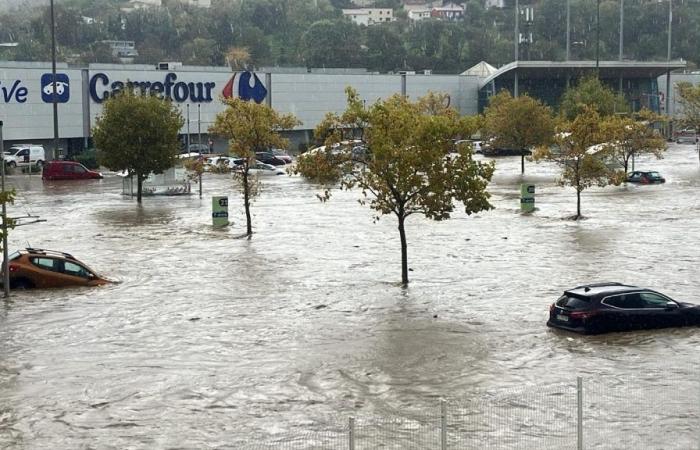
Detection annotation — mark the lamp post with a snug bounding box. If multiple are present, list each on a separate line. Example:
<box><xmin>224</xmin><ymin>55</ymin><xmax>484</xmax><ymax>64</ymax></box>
<box><xmin>666</xmin><ymin>0</ymin><xmax>673</xmax><ymax>139</ymax></box>
<box><xmin>595</xmin><ymin>0</ymin><xmax>600</xmax><ymax>75</ymax></box>
<box><xmin>50</xmin><ymin>0</ymin><xmax>59</xmax><ymax>161</ymax></box>
<box><xmin>0</xmin><ymin>121</ymin><xmax>9</xmax><ymax>298</ymax></box>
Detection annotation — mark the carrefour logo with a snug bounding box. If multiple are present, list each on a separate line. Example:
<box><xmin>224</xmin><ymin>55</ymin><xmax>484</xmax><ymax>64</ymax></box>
<box><xmin>89</xmin><ymin>72</ymin><xmax>215</xmax><ymax>104</ymax></box>
<box><xmin>222</xmin><ymin>72</ymin><xmax>267</xmax><ymax>104</ymax></box>
<box><xmin>41</xmin><ymin>73</ymin><xmax>70</xmax><ymax>103</ymax></box>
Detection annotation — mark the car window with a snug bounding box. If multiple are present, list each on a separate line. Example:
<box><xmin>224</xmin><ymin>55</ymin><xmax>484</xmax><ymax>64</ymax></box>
<box><xmin>639</xmin><ymin>292</ymin><xmax>673</xmax><ymax>308</ymax></box>
<box><xmin>556</xmin><ymin>295</ymin><xmax>590</xmax><ymax>310</ymax></box>
<box><xmin>30</xmin><ymin>257</ymin><xmax>60</xmax><ymax>272</ymax></box>
<box><xmin>63</xmin><ymin>261</ymin><xmax>91</xmax><ymax>278</ymax></box>
<box><xmin>73</xmin><ymin>164</ymin><xmax>87</xmax><ymax>173</ymax></box>
<box><xmin>603</xmin><ymin>293</ymin><xmax>645</xmax><ymax>309</ymax></box>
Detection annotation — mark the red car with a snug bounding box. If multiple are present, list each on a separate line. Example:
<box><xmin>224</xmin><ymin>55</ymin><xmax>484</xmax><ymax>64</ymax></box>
<box><xmin>42</xmin><ymin>160</ymin><xmax>103</xmax><ymax>181</ymax></box>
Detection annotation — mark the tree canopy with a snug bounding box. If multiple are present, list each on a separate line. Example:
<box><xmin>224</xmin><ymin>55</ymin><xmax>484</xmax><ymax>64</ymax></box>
<box><xmin>93</xmin><ymin>89</ymin><xmax>184</xmax><ymax>203</ymax></box>
<box><xmin>559</xmin><ymin>76</ymin><xmax>629</xmax><ymax>121</ymax></box>
<box><xmin>675</xmin><ymin>81</ymin><xmax>700</xmax><ymax>133</ymax></box>
<box><xmin>295</xmin><ymin>88</ymin><xmax>494</xmax><ymax>285</ymax></box>
<box><xmin>532</xmin><ymin>107</ymin><xmax>619</xmax><ymax>219</ymax></box>
<box><xmin>482</xmin><ymin>90</ymin><xmax>555</xmax><ymax>173</ymax></box>
<box><xmin>209</xmin><ymin>97</ymin><xmax>300</xmax><ymax>237</ymax></box>
<box><xmin>599</xmin><ymin>109</ymin><xmax>667</xmax><ymax>173</ymax></box>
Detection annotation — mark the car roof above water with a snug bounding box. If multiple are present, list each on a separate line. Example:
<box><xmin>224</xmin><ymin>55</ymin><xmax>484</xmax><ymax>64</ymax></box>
<box><xmin>564</xmin><ymin>282</ymin><xmax>642</xmax><ymax>298</ymax></box>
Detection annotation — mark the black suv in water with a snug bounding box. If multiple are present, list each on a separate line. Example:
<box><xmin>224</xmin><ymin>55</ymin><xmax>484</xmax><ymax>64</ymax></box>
<box><xmin>547</xmin><ymin>283</ymin><xmax>700</xmax><ymax>334</ymax></box>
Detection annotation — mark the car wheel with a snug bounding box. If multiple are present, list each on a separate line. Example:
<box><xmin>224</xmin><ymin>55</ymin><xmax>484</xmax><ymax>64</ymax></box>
<box><xmin>7</xmin><ymin>161</ymin><xmax>16</xmax><ymax>168</ymax></box>
<box><xmin>36</xmin><ymin>160</ymin><xmax>44</xmax><ymax>168</ymax></box>
<box><xmin>12</xmin><ymin>279</ymin><xmax>34</xmax><ymax>289</ymax></box>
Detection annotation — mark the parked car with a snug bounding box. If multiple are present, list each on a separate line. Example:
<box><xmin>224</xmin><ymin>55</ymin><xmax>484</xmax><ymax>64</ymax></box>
<box><xmin>234</xmin><ymin>161</ymin><xmax>285</xmax><ymax>176</ymax></box>
<box><xmin>627</xmin><ymin>171</ymin><xmax>665</xmax><ymax>184</ymax></box>
<box><xmin>1</xmin><ymin>248</ymin><xmax>112</xmax><ymax>289</ymax></box>
<box><xmin>255</xmin><ymin>152</ymin><xmax>287</xmax><ymax>166</ymax></box>
<box><xmin>186</xmin><ymin>143</ymin><xmax>213</xmax><ymax>154</ymax></box>
<box><xmin>674</xmin><ymin>128</ymin><xmax>696</xmax><ymax>144</ymax></box>
<box><xmin>204</xmin><ymin>156</ymin><xmax>245</xmax><ymax>171</ymax></box>
<box><xmin>3</xmin><ymin>144</ymin><xmax>45</xmax><ymax>168</ymax></box>
<box><xmin>547</xmin><ymin>282</ymin><xmax>700</xmax><ymax>334</ymax></box>
<box><xmin>269</xmin><ymin>149</ymin><xmax>293</xmax><ymax>164</ymax></box>
<box><xmin>42</xmin><ymin>160</ymin><xmax>103</xmax><ymax>181</ymax></box>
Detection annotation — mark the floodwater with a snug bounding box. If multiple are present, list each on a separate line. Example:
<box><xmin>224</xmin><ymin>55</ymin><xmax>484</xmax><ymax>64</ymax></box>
<box><xmin>0</xmin><ymin>144</ymin><xmax>699</xmax><ymax>449</ymax></box>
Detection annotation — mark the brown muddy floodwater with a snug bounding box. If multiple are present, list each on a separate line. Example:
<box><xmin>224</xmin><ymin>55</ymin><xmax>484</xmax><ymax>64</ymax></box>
<box><xmin>1</xmin><ymin>144</ymin><xmax>699</xmax><ymax>449</ymax></box>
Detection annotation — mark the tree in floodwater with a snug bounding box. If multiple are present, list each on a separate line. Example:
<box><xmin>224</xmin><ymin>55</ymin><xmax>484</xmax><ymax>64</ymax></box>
<box><xmin>559</xmin><ymin>76</ymin><xmax>629</xmax><ymax>121</ymax></box>
<box><xmin>209</xmin><ymin>97</ymin><xmax>300</xmax><ymax>237</ymax></box>
<box><xmin>93</xmin><ymin>89</ymin><xmax>183</xmax><ymax>203</ymax></box>
<box><xmin>675</xmin><ymin>81</ymin><xmax>700</xmax><ymax>160</ymax></box>
<box><xmin>600</xmin><ymin>109</ymin><xmax>667</xmax><ymax>173</ymax></box>
<box><xmin>482</xmin><ymin>90</ymin><xmax>555</xmax><ymax>174</ymax></box>
<box><xmin>294</xmin><ymin>88</ymin><xmax>494</xmax><ymax>286</ymax></box>
<box><xmin>532</xmin><ymin>107</ymin><xmax>620</xmax><ymax>220</ymax></box>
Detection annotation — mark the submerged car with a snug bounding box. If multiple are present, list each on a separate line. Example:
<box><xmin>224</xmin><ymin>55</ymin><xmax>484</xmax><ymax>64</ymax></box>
<box><xmin>42</xmin><ymin>160</ymin><xmax>103</xmax><ymax>181</ymax></box>
<box><xmin>1</xmin><ymin>248</ymin><xmax>111</xmax><ymax>289</ymax></box>
<box><xmin>233</xmin><ymin>161</ymin><xmax>285</xmax><ymax>176</ymax></box>
<box><xmin>547</xmin><ymin>282</ymin><xmax>700</xmax><ymax>335</ymax></box>
<box><xmin>627</xmin><ymin>171</ymin><xmax>665</xmax><ymax>184</ymax></box>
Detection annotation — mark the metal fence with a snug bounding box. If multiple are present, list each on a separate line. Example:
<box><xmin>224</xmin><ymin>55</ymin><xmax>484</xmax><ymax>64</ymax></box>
<box><xmin>247</xmin><ymin>377</ymin><xmax>700</xmax><ymax>449</ymax></box>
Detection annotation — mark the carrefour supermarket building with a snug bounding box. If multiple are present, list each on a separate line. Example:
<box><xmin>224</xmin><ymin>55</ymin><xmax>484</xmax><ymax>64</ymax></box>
<box><xmin>0</xmin><ymin>60</ymin><xmax>694</xmax><ymax>155</ymax></box>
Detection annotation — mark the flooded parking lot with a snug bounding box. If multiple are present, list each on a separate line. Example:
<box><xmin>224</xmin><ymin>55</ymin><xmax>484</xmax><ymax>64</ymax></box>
<box><xmin>0</xmin><ymin>144</ymin><xmax>699</xmax><ymax>448</ymax></box>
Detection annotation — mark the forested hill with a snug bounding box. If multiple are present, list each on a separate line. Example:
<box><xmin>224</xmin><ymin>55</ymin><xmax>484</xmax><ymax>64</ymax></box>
<box><xmin>0</xmin><ymin>0</ymin><xmax>698</xmax><ymax>73</ymax></box>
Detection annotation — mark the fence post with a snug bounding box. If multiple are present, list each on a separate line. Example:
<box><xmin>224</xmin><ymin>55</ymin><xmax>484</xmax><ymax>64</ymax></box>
<box><xmin>440</xmin><ymin>398</ymin><xmax>448</xmax><ymax>450</ymax></box>
<box><xmin>577</xmin><ymin>376</ymin><xmax>583</xmax><ymax>450</ymax></box>
<box><xmin>348</xmin><ymin>416</ymin><xmax>355</xmax><ymax>450</ymax></box>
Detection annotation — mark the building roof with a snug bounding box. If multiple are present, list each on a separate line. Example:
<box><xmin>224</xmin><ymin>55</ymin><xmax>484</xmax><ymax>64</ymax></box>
<box><xmin>461</xmin><ymin>61</ymin><xmax>498</xmax><ymax>77</ymax></box>
<box><xmin>479</xmin><ymin>60</ymin><xmax>687</xmax><ymax>88</ymax></box>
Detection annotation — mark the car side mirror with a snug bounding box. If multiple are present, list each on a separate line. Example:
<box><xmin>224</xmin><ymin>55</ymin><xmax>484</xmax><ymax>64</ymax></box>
<box><xmin>665</xmin><ymin>302</ymin><xmax>679</xmax><ymax>310</ymax></box>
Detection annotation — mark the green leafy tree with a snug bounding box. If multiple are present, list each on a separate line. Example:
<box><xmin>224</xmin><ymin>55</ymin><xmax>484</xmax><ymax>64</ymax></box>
<box><xmin>532</xmin><ymin>108</ymin><xmax>619</xmax><ymax>220</ymax></box>
<box><xmin>209</xmin><ymin>97</ymin><xmax>300</xmax><ymax>237</ymax></box>
<box><xmin>295</xmin><ymin>89</ymin><xmax>494</xmax><ymax>286</ymax></box>
<box><xmin>92</xmin><ymin>89</ymin><xmax>184</xmax><ymax>203</ymax></box>
<box><xmin>599</xmin><ymin>109</ymin><xmax>667</xmax><ymax>173</ymax></box>
<box><xmin>482</xmin><ymin>90</ymin><xmax>555</xmax><ymax>174</ymax></box>
<box><xmin>559</xmin><ymin>76</ymin><xmax>629</xmax><ymax>121</ymax></box>
<box><xmin>301</xmin><ymin>19</ymin><xmax>363</xmax><ymax>68</ymax></box>
<box><xmin>675</xmin><ymin>82</ymin><xmax>700</xmax><ymax>135</ymax></box>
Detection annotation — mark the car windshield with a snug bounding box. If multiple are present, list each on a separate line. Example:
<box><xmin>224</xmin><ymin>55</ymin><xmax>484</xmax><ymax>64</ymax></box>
<box><xmin>648</xmin><ymin>172</ymin><xmax>661</xmax><ymax>178</ymax></box>
<box><xmin>556</xmin><ymin>294</ymin><xmax>591</xmax><ymax>310</ymax></box>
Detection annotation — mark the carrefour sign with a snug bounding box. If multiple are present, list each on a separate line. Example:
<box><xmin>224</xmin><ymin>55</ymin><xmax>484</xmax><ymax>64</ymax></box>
<box><xmin>88</xmin><ymin>71</ymin><xmax>268</xmax><ymax>104</ymax></box>
<box><xmin>89</xmin><ymin>72</ymin><xmax>216</xmax><ymax>104</ymax></box>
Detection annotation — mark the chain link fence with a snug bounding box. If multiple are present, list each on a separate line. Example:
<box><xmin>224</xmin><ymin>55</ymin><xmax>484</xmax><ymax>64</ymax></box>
<box><xmin>246</xmin><ymin>376</ymin><xmax>700</xmax><ymax>449</ymax></box>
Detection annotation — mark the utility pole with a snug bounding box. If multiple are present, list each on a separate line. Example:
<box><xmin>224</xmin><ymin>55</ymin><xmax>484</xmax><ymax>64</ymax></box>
<box><xmin>50</xmin><ymin>0</ymin><xmax>59</xmax><ymax>161</ymax></box>
<box><xmin>186</xmin><ymin>103</ymin><xmax>191</xmax><ymax>151</ymax></box>
<box><xmin>514</xmin><ymin>0</ymin><xmax>519</xmax><ymax>97</ymax></box>
<box><xmin>666</xmin><ymin>0</ymin><xmax>673</xmax><ymax>138</ymax></box>
<box><xmin>0</xmin><ymin>121</ymin><xmax>9</xmax><ymax>298</ymax></box>
<box><xmin>197</xmin><ymin>104</ymin><xmax>202</xmax><ymax>145</ymax></box>
<box><xmin>595</xmin><ymin>0</ymin><xmax>601</xmax><ymax>76</ymax></box>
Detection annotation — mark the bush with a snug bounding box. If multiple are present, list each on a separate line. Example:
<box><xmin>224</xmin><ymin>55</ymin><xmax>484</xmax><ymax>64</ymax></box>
<box><xmin>73</xmin><ymin>149</ymin><xmax>99</xmax><ymax>169</ymax></box>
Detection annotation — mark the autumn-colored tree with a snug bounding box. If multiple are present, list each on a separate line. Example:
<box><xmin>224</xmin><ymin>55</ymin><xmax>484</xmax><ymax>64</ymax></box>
<box><xmin>675</xmin><ymin>82</ymin><xmax>700</xmax><ymax>146</ymax></box>
<box><xmin>295</xmin><ymin>89</ymin><xmax>494</xmax><ymax>285</ymax></box>
<box><xmin>559</xmin><ymin>76</ymin><xmax>629</xmax><ymax>121</ymax></box>
<box><xmin>533</xmin><ymin>108</ymin><xmax>620</xmax><ymax>219</ymax></box>
<box><xmin>226</xmin><ymin>46</ymin><xmax>251</xmax><ymax>70</ymax></box>
<box><xmin>93</xmin><ymin>89</ymin><xmax>184</xmax><ymax>203</ymax></box>
<box><xmin>600</xmin><ymin>109</ymin><xmax>667</xmax><ymax>173</ymax></box>
<box><xmin>482</xmin><ymin>90</ymin><xmax>555</xmax><ymax>174</ymax></box>
<box><xmin>209</xmin><ymin>97</ymin><xmax>300</xmax><ymax>237</ymax></box>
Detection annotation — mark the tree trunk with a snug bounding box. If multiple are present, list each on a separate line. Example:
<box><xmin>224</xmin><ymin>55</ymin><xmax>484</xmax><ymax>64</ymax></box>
<box><xmin>576</xmin><ymin>188</ymin><xmax>581</xmax><ymax>220</ymax></box>
<box><xmin>521</xmin><ymin>149</ymin><xmax>525</xmax><ymax>174</ymax></box>
<box><xmin>243</xmin><ymin>164</ymin><xmax>252</xmax><ymax>236</ymax></box>
<box><xmin>623</xmin><ymin>157</ymin><xmax>628</xmax><ymax>173</ymax></box>
<box><xmin>136</xmin><ymin>173</ymin><xmax>143</xmax><ymax>204</ymax></box>
<box><xmin>398</xmin><ymin>214</ymin><xmax>409</xmax><ymax>286</ymax></box>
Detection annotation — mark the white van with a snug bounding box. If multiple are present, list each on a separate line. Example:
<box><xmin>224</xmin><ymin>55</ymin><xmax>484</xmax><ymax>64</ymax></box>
<box><xmin>3</xmin><ymin>145</ymin><xmax>46</xmax><ymax>168</ymax></box>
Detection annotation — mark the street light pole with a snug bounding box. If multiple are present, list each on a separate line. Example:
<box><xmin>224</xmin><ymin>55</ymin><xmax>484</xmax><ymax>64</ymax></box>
<box><xmin>50</xmin><ymin>0</ymin><xmax>59</xmax><ymax>161</ymax></box>
<box><xmin>0</xmin><ymin>121</ymin><xmax>9</xmax><ymax>298</ymax></box>
<box><xmin>666</xmin><ymin>0</ymin><xmax>673</xmax><ymax>138</ymax></box>
<box><xmin>595</xmin><ymin>0</ymin><xmax>600</xmax><ymax>76</ymax></box>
